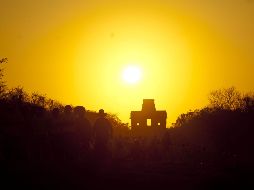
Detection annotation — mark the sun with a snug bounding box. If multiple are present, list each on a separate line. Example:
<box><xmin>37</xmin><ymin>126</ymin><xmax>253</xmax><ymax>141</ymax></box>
<box><xmin>122</xmin><ymin>65</ymin><xmax>142</xmax><ymax>84</ymax></box>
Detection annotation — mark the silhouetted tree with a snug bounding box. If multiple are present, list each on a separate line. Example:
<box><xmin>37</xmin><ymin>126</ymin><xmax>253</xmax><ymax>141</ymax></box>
<box><xmin>7</xmin><ymin>86</ymin><xmax>29</xmax><ymax>103</ymax></box>
<box><xmin>243</xmin><ymin>93</ymin><xmax>254</xmax><ymax>111</ymax></box>
<box><xmin>30</xmin><ymin>92</ymin><xmax>47</xmax><ymax>107</ymax></box>
<box><xmin>208</xmin><ymin>86</ymin><xmax>243</xmax><ymax>110</ymax></box>
<box><xmin>1</xmin><ymin>57</ymin><xmax>253</xmax><ymax>190</ymax></box>
<box><xmin>106</xmin><ymin>113</ymin><xmax>130</xmax><ymax>137</ymax></box>
<box><xmin>0</xmin><ymin>58</ymin><xmax>7</xmax><ymax>99</ymax></box>
<box><xmin>47</xmin><ymin>99</ymin><xmax>64</xmax><ymax>111</ymax></box>
<box><xmin>173</xmin><ymin>87</ymin><xmax>254</xmax><ymax>170</ymax></box>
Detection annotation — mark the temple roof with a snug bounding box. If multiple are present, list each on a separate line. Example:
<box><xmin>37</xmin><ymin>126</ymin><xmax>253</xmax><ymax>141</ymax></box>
<box><xmin>130</xmin><ymin>99</ymin><xmax>167</xmax><ymax>119</ymax></box>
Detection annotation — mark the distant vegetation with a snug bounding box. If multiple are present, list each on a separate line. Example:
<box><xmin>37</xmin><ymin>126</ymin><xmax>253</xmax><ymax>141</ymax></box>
<box><xmin>0</xmin><ymin>58</ymin><xmax>127</xmax><ymax>132</ymax></box>
<box><xmin>1</xmin><ymin>58</ymin><xmax>253</xmax><ymax>188</ymax></box>
<box><xmin>171</xmin><ymin>86</ymin><xmax>254</xmax><ymax>170</ymax></box>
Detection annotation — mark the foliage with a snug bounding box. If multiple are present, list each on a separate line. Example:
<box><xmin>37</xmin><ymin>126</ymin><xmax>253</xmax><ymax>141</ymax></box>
<box><xmin>6</xmin><ymin>86</ymin><xmax>29</xmax><ymax>102</ymax></box>
<box><xmin>173</xmin><ymin>88</ymin><xmax>254</xmax><ymax>169</ymax></box>
<box><xmin>242</xmin><ymin>92</ymin><xmax>254</xmax><ymax>111</ymax></box>
<box><xmin>208</xmin><ymin>86</ymin><xmax>243</xmax><ymax>110</ymax></box>
<box><xmin>106</xmin><ymin>113</ymin><xmax>130</xmax><ymax>137</ymax></box>
<box><xmin>0</xmin><ymin>58</ymin><xmax>8</xmax><ymax>98</ymax></box>
<box><xmin>1</xmin><ymin>58</ymin><xmax>254</xmax><ymax>181</ymax></box>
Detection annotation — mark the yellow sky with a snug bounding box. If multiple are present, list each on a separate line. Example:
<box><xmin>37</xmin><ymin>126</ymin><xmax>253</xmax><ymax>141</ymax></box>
<box><xmin>1</xmin><ymin>0</ymin><xmax>254</xmax><ymax>126</ymax></box>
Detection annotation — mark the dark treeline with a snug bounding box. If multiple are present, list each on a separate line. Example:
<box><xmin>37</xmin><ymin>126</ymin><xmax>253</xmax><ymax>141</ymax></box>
<box><xmin>1</xmin><ymin>58</ymin><xmax>254</xmax><ymax>189</ymax></box>
<box><xmin>171</xmin><ymin>87</ymin><xmax>254</xmax><ymax>169</ymax></box>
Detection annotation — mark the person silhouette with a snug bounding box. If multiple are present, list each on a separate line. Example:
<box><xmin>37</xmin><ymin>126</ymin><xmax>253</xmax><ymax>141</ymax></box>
<box><xmin>62</xmin><ymin>105</ymin><xmax>74</xmax><ymax>130</ymax></box>
<box><xmin>73</xmin><ymin>106</ymin><xmax>92</xmax><ymax>160</ymax></box>
<box><xmin>93</xmin><ymin>109</ymin><xmax>113</xmax><ymax>166</ymax></box>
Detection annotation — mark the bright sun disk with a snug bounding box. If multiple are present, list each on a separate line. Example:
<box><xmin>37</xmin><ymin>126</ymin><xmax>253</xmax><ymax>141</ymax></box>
<box><xmin>122</xmin><ymin>65</ymin><xmax>142</xmax><ymax>84</ymax></box>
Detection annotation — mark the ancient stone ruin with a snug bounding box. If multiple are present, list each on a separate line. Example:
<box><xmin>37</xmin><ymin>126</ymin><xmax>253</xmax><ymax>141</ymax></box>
<box><xmin>130</xmin><ymin>99</ymin><xmax>167</xmax><ymax>137</ymax></box>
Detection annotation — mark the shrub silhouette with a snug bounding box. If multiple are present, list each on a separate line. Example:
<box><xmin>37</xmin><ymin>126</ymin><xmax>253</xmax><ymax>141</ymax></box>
<box><xmin>1</xmin><ymin>59</ymin><xmax>253</xmax><ymax>188</ymax></box>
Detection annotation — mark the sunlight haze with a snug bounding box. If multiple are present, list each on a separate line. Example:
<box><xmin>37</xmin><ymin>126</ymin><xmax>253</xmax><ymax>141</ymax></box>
<box><xmin>122</xmin><ymin>65</ymin><xmax>142</xmax><ymax>84</ymax></box>
<box><xmin>1</xmin><ymin>0</ymin><xmax>254</xmax><ymax>125</ymax></box>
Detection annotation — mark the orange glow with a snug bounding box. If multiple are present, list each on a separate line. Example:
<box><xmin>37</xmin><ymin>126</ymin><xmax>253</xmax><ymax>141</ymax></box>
<box><xmin>1</xmin><ymin>1</ymin><xmax>254</xmax><ymax>125</ymax></box>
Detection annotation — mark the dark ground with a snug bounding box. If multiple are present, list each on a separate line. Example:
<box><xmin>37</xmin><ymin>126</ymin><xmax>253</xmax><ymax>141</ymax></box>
<box><xmin>1</xmin><ymin>159</ymin><xmax>253</xmax><ymax>190</ymax></box>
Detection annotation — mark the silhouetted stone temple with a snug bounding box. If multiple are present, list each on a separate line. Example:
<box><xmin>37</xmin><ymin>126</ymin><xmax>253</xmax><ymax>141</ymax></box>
<box><xmin>130</xmin><ymin>99</ymin><xmax>167</xmax><ymax>138</ymax></box>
